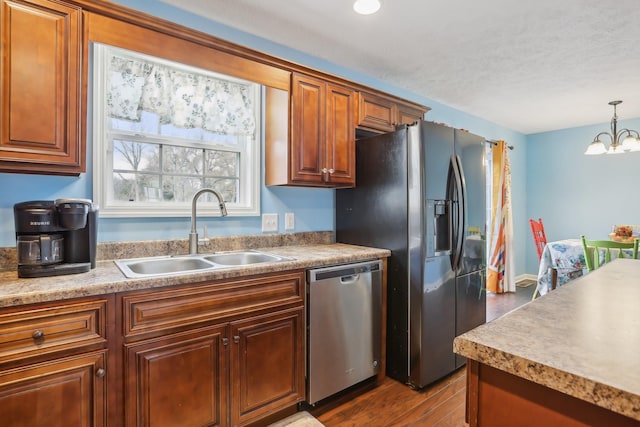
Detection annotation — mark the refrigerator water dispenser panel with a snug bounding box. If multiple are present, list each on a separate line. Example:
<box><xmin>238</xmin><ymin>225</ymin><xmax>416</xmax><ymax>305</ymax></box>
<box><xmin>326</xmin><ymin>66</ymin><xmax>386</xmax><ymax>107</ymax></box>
<box><xmin>426</xmin><ymin>199</ymin><xmax>451</xmax><ymax>258</ymax></box>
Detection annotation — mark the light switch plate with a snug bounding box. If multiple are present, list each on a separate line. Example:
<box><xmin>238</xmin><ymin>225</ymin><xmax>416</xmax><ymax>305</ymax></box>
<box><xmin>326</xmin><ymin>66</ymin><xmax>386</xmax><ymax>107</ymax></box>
<box><xmin>285</xmin><ymin>212</ymin><xmax>295</xmax><ymax>231</ymax></box>
<box><xmin>262</xmin><ymin>213</ymin><xmax>278</xmax><ymax>232</ymax></box>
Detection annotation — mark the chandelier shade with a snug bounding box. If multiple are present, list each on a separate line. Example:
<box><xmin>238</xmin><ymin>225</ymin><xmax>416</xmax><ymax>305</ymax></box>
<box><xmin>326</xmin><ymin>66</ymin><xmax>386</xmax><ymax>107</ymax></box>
<box><xmin>584</xmin><ymin>100</ymin><xmax>640</xmax><ymax>155</ymax></box>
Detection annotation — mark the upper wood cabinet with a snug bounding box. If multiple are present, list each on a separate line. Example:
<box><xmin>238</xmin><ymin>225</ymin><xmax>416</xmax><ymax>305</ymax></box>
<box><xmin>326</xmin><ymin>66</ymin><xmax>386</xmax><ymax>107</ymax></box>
<box><xmin>358</xmin><ymin>91</ymin><xmax>427</xmax><ymax>133</ymax></box>
<box><xmin>266</xmin><ymin>73</ymin><xmax>357</xmax><ymax>188</ymax></box>
<box><xmin>0</xmin><ymin>0</ymin><xmax>84</xmax><ymax>175</ymax></box>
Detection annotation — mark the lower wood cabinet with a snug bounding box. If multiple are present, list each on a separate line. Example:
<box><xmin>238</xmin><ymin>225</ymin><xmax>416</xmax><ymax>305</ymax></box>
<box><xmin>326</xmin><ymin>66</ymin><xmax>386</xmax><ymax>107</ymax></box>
<box><xmin>120</xmin><ymin>270</ymin><xmax>306</xmax><ymax>427</ymax></box>
<box><xmin>125</xmin><ymin>325</ymin><xmax>228</xmax><ymax>427</ymax></box>
<box><xmin>124</xmin><ymin>308</ymin><xmax>304</xmax><ymax>427</ymax></box>
<box><xmin>0</xmin><ymin>296</ymin><xmax>112</xmax><ymax>427</ymax></box>
<box><xmin>0</xmin><ymin>272</ymin><xmax>306</xmax><ymax>426</ymax></box>
<box><xmin>0</xmin><ymin>348</ymin><xmax>108</xmax><ymax>427</ymax></box>
<box><xmin>231</xmin><ymin>308</ymin><xmax>304</xmax><ymax>426</ymax></box>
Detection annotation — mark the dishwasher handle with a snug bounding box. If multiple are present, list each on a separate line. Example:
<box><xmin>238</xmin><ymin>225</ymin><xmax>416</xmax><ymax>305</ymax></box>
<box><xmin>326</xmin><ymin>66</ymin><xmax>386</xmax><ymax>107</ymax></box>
<box><xmin>340</xmin><ymin>274</ymin><xmax>360</xmax><ymax>284</ymax></box>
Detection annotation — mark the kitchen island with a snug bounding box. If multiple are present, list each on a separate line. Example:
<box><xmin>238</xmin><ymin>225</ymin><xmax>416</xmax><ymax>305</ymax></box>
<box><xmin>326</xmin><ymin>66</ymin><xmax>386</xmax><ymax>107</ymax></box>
<box><xmin>454</xmin><ymin>258</ymin><xmax>640</xmax><ymax>426</ymax></box>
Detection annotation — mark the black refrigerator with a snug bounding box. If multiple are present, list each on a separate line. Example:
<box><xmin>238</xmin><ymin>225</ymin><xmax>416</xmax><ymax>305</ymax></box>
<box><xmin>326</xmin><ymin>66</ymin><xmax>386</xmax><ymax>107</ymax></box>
<box><xmin>336</xmin><ymin>120</ymin><xmax>486</xmax><ymax>388</ymax></box>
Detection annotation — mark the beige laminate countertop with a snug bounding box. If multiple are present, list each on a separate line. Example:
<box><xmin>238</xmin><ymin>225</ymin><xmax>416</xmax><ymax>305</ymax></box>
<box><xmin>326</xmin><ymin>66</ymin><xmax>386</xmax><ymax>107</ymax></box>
<box><xmin>454</xmin><ymin>258</ymin><xmax>640</xmax><ymax>421</ymax></box>
<box><xmin>0</xmin><ymin>243</ymin><xmax>390</xmax><ymax>308</ymax></box>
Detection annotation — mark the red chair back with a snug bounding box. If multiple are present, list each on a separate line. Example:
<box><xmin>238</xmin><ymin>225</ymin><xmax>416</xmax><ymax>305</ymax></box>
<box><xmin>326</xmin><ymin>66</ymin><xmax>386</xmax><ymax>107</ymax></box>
<box><xmin>529</xmin><ymin>218</ymin><xmax>547</xmax><ymax>260</ymax></box>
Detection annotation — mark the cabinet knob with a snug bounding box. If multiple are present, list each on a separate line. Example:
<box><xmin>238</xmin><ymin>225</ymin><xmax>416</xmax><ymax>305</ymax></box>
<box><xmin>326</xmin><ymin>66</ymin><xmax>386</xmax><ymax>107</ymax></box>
<box><xmin>32</xmin><ymin>330</ymin><xmax>44</xmax><ymax>340</ymax></box>
<box><xmin>222</xmin><ymin>337</ymin><xmax>229</xmax><ymax>346</ymax></box>
<box><xmin>321</xmin><ymin>168</ymin><xmax>328</xmax><ymax>174</ymax></box>
<box><xmin>96</xmin><ymin>368</ymin><xmax>106</xmax><ymax>378</ymax></box>
<box><xmin>328</xmin><ymin>168</ymin><xmax>335</xmax><ymax>175</ymax></box>
<box><xmin>233</xmin><ymin>336</ymin><xmax>240</xmax><ymax>344</ymax></box>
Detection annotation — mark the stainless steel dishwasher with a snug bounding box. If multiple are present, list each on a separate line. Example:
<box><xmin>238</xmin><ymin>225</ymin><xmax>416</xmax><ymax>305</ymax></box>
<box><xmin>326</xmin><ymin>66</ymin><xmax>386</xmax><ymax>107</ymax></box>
<box><xmin>306</xmin><ymin>259</ymin><xmax>383</xmax><ymax>404</ymax></box>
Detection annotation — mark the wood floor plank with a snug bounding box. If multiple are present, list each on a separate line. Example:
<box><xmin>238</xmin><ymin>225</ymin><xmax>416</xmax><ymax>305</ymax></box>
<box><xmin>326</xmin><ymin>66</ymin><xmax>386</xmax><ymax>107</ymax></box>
<box><xmin>315</xmin><ymin>369</ymin><xmax>468</xmax><ymax>426</ymax></box>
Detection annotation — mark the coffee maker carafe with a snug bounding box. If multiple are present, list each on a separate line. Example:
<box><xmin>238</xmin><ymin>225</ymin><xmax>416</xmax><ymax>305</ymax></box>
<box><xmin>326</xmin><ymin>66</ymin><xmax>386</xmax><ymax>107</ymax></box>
<box><xmin>14</xmin><ymin>199</ymin><xmax>98</xmax><ymax>278</ymax></box>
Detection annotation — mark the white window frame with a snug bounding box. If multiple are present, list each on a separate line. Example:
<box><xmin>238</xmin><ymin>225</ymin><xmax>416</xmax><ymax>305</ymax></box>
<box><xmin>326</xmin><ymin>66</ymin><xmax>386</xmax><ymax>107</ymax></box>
<box><xmin>91</xmin><ymin>43</ymin><xmax>261</xmax><ymax>218</ymax></box>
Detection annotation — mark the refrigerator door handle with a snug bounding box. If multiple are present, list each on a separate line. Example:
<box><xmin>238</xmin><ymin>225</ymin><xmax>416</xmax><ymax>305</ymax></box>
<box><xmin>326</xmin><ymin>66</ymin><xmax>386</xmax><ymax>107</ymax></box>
<box><xmin>450</xmin><ymin>155</ymin><xmax>465</xmax><ymax>270</ymax></box>
<box><xmin>455</xmin><ymin>154</ymin><xmax>467</xmax><ymax>270</ymax></box>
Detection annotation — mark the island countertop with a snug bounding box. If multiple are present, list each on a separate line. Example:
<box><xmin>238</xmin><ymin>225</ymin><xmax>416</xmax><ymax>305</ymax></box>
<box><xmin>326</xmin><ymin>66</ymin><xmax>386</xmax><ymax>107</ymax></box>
<box><xmin>454</xmin><ymin>258</ymin><xmax>640</xmax><ymax>422</ymax></box>
<box><xmin>0</xmin><ymin>243</ymin><xmax>390</xmax><ymax>308</ymax></box>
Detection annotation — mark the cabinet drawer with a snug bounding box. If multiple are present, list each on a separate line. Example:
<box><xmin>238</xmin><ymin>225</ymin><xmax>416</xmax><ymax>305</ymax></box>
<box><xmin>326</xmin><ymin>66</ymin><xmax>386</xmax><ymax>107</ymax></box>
<box><xmin>0</xmin><ymin>299</ymin><xmax>108</xmax><ymax>364</ymax></box>
<box><xmin>122</xmin><ymin>271</ymin><xmax>305</xmax><ymax>339</ymax></box>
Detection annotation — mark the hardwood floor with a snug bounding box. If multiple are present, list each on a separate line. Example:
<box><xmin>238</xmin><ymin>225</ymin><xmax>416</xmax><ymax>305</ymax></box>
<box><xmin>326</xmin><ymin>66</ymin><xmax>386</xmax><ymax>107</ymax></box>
<box><xmin>309</xmin><ymin>284</ymin><xmax>536</xmax><ymax>426</ymax></box>
<box><xmin>311</xmin><ymin>369</ymin><xmax>467</xmax><ymax>426</ymax></box>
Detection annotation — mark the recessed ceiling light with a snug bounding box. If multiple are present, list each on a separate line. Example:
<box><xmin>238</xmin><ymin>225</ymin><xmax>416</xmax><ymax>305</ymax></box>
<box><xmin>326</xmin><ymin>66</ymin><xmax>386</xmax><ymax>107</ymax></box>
<box><xmin>353</xmin><ymin>0</ymin><xmax>381</xmax><ymax>15</ymax></box>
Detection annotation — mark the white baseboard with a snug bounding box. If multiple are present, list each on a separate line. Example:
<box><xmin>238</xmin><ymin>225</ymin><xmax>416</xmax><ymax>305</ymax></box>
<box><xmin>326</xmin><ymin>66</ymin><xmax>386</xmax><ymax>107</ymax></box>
<box><xmin>515</xmin><ymin>273</ymin><xmax>537</xmax><ymax>284</ymax></box>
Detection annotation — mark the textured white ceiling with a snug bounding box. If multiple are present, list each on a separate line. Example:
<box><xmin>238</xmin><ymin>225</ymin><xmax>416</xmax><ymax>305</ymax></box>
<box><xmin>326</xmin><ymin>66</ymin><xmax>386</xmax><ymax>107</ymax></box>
<box><xmin>159</xmin><ymin>0</ymin><xmax>640</xmax><ymax>134</ymax></box>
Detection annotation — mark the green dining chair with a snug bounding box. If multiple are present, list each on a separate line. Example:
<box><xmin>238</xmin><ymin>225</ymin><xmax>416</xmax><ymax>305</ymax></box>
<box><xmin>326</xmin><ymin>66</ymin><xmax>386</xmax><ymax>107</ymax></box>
<box><xmin>580</xmin><ymin>235</ymin><xmax>639</xmax><ymax>272</ymax></box>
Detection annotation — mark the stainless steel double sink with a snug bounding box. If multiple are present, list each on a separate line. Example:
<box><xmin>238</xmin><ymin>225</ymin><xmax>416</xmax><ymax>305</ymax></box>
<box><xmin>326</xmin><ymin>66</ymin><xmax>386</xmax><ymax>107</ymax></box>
<box><xmin>114</xmin><ymin>250</ymin><xmax>293</xmax><ymax>278</ymax></box>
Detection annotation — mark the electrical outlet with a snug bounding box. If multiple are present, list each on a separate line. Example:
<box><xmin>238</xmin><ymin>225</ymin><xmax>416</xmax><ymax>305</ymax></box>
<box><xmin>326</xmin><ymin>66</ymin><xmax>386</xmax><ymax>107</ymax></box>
<box><xmin>262</xmin><ymin>213</ymin><xmax>278</xmax><ymax>232</ymax></box>
<box><xmin>285</xmin><ymin>212</ymin><xmax>295</xmax><ymax>231</ymax></box>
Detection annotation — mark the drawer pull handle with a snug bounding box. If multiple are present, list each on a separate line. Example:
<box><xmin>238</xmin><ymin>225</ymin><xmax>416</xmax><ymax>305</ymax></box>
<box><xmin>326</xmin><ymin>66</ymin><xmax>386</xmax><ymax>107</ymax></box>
<box><xmin>32</xmin><ymin>330</ymin><xmax>44</xmax><ymax>340</ymax></box>
<box><xmin>96</xmin><ymin>368</ymin><xmax>106</xmax><ymax>378</ymax></box>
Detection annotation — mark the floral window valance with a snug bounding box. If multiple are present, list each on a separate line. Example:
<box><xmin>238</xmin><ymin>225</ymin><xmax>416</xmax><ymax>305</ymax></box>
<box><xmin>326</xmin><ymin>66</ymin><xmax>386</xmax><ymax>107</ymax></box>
<box><xmin>107</xmin><ymin>55</ymin><xmax>256</xmax><ymax>136</ymax></box>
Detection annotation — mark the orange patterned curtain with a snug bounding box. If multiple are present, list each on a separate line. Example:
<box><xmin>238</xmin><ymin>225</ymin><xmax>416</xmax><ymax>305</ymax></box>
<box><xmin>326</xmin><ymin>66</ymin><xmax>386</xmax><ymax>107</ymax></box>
<box><xmin>487</xmin><ymin>141</ymin><xmax>515</xmax><ymax>293</ymax></box>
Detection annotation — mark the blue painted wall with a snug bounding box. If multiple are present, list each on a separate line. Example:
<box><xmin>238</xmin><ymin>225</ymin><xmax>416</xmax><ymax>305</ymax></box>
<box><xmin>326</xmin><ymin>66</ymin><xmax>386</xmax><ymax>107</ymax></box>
<box><xmin>1</xmin><ymin>0</ymin><xmax>531</xmax><ymax>274</ymax></box>
<box><xmin>525</xmin><ymin>118</ymin><xmax>640</xmax><ymax>273</ymax></box>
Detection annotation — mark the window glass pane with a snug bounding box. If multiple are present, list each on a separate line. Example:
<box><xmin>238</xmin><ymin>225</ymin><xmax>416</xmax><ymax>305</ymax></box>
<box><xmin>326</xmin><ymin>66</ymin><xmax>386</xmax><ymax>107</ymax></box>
<box><xmin>204</xmin><ymin>178</ymin><xmax>238</xmax><ymax>203</ymax></box>
<box><xmin>113</xmin><ymin>140</ymin><xmax>160</xmax><ymax>172</ymax></box>
<box><xmin>205</xmin><ymin>151</ymin><xmax>239</xmax><ymax>177</ymax></box>
<box><xmin>112</xmin><ymin>172</ymin><xmax>161</xmax><ymax>202</ymax></box>
<box><xmin>162</xmin><ymin>176</ymin><xmax>204</xmax><ymax>203</ymax></box>
<box><xmin>162</xmin><ymin>146</ymin><xmax>203</xmax><ymax>174</ymax></box>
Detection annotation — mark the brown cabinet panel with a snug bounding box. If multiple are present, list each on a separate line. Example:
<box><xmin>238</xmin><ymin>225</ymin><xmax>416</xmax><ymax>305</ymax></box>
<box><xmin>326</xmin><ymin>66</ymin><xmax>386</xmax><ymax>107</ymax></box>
<box><xmin>121</xmin><ymin>271</ymin><xmax>304</xmax><ymax>339</ymax></box>
<box><xmin>357</xmin><ymin>91</ymin><xmax>428</xmax><ymax>133</ymax></box>
<box><xmin>0</xmin><ymin>298</ymin><xmax>108</xmax><ymax>365</ymax></box>
<box><xmin>231</xmin><ymin>308</ymin><xmax>305</xmax><ymax>426</ymax></box>
<box><xmin>124</xmin><ymin>325</ymin><xmax>227</xmax><ymax>427</ymax></box>
<box><xmin>0</xmin><ymin>350</ymin><xmax>107</xmax><ymax>427</ymax></box>
<box><xmin>358</xmin><ymin>92</ymin><xmax>396</xmax><ymax>132</ymax></box>
<box><xmin>466</xmin><ymin>361</ymin><xmax>637</xmax><ymax>426</ymax></box>
<box><xmin>290</xmin><ymin>74</ymin><xmax>324</xmax><ymax>183</ymax></box>
<box><xmin>325</xmin><ymin>83</ymin><xmax>356</xmax><ymax>185</ymax></box>
<box><xmin>0</xmin><ymin>0</ymin><xmax>84</xmax><ymax>175</ymax></box>
<box><xmin>397</xmin><ymin>103</ymin><xmax>425</xmax><ymax>126</ymax></box>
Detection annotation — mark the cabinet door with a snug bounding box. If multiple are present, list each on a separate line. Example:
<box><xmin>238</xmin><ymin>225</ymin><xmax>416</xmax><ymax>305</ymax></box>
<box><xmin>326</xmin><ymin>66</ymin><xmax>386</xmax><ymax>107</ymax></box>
<box><xmin>124</xmin><ymin>325</ymin><xmax>228</xmax><ymax>427</ymax></box>
<box><xmin>230</xmin><ymin>308</ymin><xmax>304</xmax><ymax>426</ymax></box>
<box><xmin>290</xmin><ymin>74</ymin><xmax>324</xmax><ymax>184</ymax></box>
<box><xmin>0</xmin><ymin>0</ymin><xmax>84</xmax><ymax>175</ymax></box>
<box><xmin>0</xmin><ymin>351</ymin><xmax>107</xmax><ymax>427</ymax></box>
<box><xmin>325</xmin><ymin>83</ymin><xmax>356</xmax><ymax>186</ymax></box>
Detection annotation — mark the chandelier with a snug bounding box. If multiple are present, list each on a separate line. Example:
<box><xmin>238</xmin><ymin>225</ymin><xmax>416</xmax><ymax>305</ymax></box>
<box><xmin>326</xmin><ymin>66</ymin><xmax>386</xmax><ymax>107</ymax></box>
<box><xmin>584</xmin><ymin>100</ymin><xmax>640</xmax><ymax>155</ymax></box>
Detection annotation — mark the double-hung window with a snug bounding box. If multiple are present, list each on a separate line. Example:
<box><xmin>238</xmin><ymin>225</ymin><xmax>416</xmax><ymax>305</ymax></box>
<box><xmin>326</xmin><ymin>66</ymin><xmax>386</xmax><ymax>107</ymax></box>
<box><xmin>92</xmin><ymin>43</ymin><xmax>261</xmax><ymax>217</ymax></box>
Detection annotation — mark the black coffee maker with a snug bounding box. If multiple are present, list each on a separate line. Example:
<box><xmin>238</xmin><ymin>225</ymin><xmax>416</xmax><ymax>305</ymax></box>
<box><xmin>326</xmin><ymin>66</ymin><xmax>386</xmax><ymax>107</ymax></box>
<box><xmin>14</xmin><ymin>199</ymin><xmax>99</xmax><ymax>278</ymax></box>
